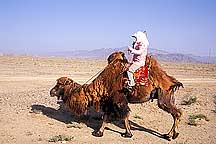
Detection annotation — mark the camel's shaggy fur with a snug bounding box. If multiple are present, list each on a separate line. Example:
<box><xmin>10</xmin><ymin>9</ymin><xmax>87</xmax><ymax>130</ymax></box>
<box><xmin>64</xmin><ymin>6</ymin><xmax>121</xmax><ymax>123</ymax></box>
<box><xmin>50</xmin><ymin>52</ymin><xmax>129</xmax><ymax>115</ymax></box>
<box><xmin>50</xmin><ymin>51</ymin><xmax>183</xmax><ymax>140</ymax></box>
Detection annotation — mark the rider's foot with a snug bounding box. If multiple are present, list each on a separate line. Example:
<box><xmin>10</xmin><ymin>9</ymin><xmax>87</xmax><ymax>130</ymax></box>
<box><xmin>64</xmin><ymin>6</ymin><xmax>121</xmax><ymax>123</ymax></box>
<box><xmin>124</xmin><ymin>85</ymin><xmax>133</xmax><ymax>92</ymax></box>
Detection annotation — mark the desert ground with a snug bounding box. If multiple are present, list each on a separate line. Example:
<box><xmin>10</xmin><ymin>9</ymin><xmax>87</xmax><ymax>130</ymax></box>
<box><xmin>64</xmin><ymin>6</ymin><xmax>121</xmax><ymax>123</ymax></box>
<box><xmin>0</xmin><ymin>55</ymin><xmax>216</xmax><ymax>144</ymax></box>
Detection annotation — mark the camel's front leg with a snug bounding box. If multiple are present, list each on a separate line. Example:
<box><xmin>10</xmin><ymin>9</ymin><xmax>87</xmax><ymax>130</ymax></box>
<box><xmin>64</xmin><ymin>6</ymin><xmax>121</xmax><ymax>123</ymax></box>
<box><xmin>121</xmin><ymin>113</ymin><xmax>133</xmax><ymax>138</ymax></box>
<box><xmin>93</xmin><ymin>114</ymin><xmax>108</xmax><ymax>137</ymax></box>
<box><xmin>157</xmin><ymin>89</ymin><xmax>182</xmax><ymax>140</ymax></box>
<box><xmin>165</xmin><ymin>109</ymin><xmax>182</xmax><ymax>140</ymax></box>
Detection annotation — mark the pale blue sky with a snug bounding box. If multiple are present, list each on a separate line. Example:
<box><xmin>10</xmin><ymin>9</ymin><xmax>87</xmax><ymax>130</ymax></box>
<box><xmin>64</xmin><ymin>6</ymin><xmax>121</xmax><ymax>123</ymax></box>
<box><xmin>0</xmin><ymin>0</ymin><xmax>216</xmax><ymax>56</ymax></box>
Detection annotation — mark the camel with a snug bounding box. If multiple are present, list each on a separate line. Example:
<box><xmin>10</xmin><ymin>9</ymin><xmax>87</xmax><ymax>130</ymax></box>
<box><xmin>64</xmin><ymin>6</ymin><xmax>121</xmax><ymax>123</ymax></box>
<box><xmin>50</xmin><ymin>51</ymin><xmax>183</xmax><ymax>140</ymax></box>
<box><xmin>49</xmin><ymin>77</ymin><xmax>81</xmax><ymax>103</ymax></box>
<box><xmin>107</xmin><ymin>52</ymin><xmax>183</xmax><ymax>139</ymax></box>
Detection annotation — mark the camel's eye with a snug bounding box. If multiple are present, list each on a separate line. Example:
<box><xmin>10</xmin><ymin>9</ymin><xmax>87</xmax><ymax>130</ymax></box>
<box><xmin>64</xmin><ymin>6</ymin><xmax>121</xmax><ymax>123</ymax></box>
<box><xmin>64</xmin><ymin>80</ymin><xmax>70</xmax><ymax>85</ymax></box>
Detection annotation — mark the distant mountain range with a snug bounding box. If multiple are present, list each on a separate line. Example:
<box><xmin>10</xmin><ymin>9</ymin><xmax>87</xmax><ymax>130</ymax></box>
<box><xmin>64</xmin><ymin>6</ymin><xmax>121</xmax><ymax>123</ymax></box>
<box><xmin>0</xmin><ymin>47</ymin><xmax>215</xmax><ymax>63</ymax></box>
<box><xmin>47</xmin><ymin>47</ymin><xmax>216</xmax><ymax>64</ymax></box>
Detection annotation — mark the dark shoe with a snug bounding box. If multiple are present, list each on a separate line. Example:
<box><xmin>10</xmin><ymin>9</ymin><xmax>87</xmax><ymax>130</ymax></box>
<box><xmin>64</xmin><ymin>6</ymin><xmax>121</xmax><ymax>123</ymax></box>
<box><xmin>124</xmin><ymin>85</ymin><xmax>133</xmax><ymax>92</ymax></box>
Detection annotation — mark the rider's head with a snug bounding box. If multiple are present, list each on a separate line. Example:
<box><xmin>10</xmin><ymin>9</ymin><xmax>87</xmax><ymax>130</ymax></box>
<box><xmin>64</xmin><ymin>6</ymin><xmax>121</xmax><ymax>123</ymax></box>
<box><xmin>131</xmin><ymin>31</ymin><xmax>149</xmax><ymax>46</ymax></box>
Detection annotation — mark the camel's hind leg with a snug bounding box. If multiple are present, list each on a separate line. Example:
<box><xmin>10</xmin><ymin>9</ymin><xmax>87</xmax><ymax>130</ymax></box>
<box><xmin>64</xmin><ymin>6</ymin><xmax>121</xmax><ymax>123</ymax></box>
<box><xmin>165</xmin><ymin>108</ymin><xmax>182</xmax><ymax>140</ymax></box>
<box><xmin>157</xmin><ymin>89</ymin><xmax>182</xmax><ymax>140</ymax></box>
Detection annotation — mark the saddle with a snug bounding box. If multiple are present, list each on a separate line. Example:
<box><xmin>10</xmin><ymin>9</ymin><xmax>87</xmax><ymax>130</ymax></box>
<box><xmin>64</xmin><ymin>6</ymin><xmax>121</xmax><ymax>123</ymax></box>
<box><xmin>133</xmin><ymin>66</ymin><xmax>149</xmax><ymax>86</ymax></box>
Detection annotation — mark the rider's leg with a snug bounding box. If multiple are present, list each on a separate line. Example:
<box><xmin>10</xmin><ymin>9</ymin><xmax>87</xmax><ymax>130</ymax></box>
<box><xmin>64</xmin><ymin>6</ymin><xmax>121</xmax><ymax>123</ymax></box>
<box><xmin>127</xmin><ymin>63</ymin><xmax>140</xmax><ymax>87</ymax></box>
<box><xmin>127</xmin><ymin>70</ymin><xmax>135</xmax><ymax>86</ymax></box>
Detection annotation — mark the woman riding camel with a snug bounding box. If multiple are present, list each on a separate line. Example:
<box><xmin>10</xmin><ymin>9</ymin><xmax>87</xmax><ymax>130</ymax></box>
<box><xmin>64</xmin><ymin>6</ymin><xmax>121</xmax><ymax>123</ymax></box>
<box><xmin>126</xmin><ymin>31</ymin><xmax>149</xmax><ymax>88</ymax></box>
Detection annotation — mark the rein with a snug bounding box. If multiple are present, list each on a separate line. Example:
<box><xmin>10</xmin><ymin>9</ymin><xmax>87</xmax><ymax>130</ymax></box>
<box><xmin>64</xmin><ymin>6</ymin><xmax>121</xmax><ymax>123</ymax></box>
<box><xmin>147</xmin><ymin>56</ymin><xmax>156</xmax><ymax>88</ymax></box>
<box><xmin>69</xmin><ymin>57</ymin><xmax>127</xmax><ymax>94</ymax></box>
<box><xmin>68</xmin><ymin>67</ymin><xmax>105</xmax><ymax>94</ymax></box>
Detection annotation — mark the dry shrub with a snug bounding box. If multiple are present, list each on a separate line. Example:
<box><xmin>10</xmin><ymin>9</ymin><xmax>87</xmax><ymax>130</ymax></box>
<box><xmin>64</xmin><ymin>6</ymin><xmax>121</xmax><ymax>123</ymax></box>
<box><xmin>66</xmin><ymin>122</ymin><xmax>83</xmax><ymax>129</ymax></box>
<box><xmin>187</xmin><ymin>114</ymin><xmax>209</xmax><ymax>126</ymax></box>
<box><xmin>133</xmin><ymin>114</ymin><xmax>143</xmax><ymax>120</ymax></box>
<box><xmin>182</xmin><ymin>96</ymin><xmax>197</xmax><ymax>105</ymax></box>
<box><xmin>48</xmin><ymin>134</ymin><xmax>74</xmax><ymax>142</ymax></box>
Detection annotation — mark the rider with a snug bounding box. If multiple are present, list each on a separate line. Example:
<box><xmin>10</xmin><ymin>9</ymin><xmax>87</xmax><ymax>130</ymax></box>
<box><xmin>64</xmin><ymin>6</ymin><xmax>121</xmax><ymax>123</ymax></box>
<box><xmin>126</xmin><ymin>31</ymin><xmax>149</xmax><ymax>88</ymax></box>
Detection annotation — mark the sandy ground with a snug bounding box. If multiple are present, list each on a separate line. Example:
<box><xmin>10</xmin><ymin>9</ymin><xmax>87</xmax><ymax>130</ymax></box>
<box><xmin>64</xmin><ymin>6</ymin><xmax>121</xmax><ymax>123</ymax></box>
<box><xmin>0</xmin><ymin>55</ymin><xmax>216</xmax><ymax>144</ymax></box>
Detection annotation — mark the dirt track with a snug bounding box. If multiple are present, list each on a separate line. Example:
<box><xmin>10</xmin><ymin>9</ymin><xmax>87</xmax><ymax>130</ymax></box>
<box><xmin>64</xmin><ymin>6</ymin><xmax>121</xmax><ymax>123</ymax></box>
<box><xmin>0</xmin><ymin>55</ymin><xmax>216</xmax><ymax>144</ymax></box>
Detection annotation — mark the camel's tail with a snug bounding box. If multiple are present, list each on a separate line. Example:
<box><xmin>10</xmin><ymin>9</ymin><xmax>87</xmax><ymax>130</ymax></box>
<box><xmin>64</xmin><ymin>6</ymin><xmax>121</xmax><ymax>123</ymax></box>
<box><xmin>169</xmin><ymin>82</ymin><xmax>184</xmax><ymax>92</ymax></box>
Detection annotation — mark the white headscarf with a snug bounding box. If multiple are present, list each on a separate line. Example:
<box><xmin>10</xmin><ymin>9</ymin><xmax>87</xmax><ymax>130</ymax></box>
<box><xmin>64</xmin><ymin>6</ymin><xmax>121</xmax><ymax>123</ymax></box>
<box><xmin>132</xmin><ymin>31</ymin><xmax>149</xmax><ymax>47</ymax></box>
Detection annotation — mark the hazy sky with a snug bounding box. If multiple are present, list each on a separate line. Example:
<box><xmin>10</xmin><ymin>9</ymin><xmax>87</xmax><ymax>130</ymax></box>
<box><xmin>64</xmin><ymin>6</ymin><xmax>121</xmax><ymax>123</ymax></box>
<box><xmin>0</xmin><ymin>0</ymin><xmax>216</xmax><ymax>56</ymax></box>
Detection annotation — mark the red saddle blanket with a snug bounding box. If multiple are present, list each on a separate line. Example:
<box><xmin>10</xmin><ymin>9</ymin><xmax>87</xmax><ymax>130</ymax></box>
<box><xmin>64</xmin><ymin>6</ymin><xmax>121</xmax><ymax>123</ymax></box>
<box><xmin>133</xmin><ymin>66</ymin><xmax>149</xmax><ymax>86</ymax></box>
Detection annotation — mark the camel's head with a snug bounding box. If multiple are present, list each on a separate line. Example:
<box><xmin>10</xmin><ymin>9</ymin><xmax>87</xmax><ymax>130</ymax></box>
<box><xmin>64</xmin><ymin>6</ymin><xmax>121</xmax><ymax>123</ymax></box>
<box><xmin>50</xmin><ymin>77</ymin><xmax>74</xmax><ymax>103</ymax></box>
<box><xmin>107</xmin><ymin>51</ymin><xmax>128</xmax><ymax>64</ymax></box>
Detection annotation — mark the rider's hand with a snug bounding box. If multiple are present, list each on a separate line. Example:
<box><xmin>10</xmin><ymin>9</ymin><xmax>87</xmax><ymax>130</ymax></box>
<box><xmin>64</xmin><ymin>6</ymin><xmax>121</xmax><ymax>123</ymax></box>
<box><xmin>128</xmin><ymin>46</ymin><xmax>132</xmax><ymax>52</ymax></box>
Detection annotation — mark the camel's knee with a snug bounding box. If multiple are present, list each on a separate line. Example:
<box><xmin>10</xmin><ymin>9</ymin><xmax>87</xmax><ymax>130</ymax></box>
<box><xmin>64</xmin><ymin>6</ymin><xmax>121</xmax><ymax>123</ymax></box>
<box><xmin>157</xmin><ymin>99</ymin><xmax>167</xmax><ymax>111</ymax></box>
<box><xmin>157</xmin><ymin>95</ymin><xmax>170</xmax><ymax>111</ymax></box>
<box><xmin>157</xmin><ymin>90</ymin><xmax>170</xmax><ymax>110</ymax></box>
<box><xmin>158</xmin><ymin>99</ymin><xmax>183</xmax><ymax>119</ymax></box>
<box><xmin>171</xmin><ymin>108</ymin><xmax>183</xmax><ymax>119</ymax></box>
<box><xmin>176</xmin><ymin>108</ymin><xmax>183</xmax><ymax>119</ymax></box>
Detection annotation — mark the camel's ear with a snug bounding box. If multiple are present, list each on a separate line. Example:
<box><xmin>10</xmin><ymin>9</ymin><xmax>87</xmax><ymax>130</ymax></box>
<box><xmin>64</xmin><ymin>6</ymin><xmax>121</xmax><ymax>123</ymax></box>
<box><xmin>56</xmin><ymin>78</ymin><xmax>60</xmax><ymax>82</ymax></box>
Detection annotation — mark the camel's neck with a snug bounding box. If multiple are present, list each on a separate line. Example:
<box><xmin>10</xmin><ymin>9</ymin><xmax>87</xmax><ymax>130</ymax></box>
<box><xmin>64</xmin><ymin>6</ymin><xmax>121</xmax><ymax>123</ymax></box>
<box><xmin>82</xmin><ymin>62</ymin><xmax>125</xmax><ymax>103</ymax></box>
<box><xmin>148</xmin><ymin>59</ymin><xmax>177</xmax><ymax>91</ymax></box>
<box><xmin>94</xmin><ymin>62</ymin><xmax>124</xmax><ymax>88</ymax></box>
<box><xmin>65</xmin><ymin>81</ymin><xmax>81</xmax><ymax>95</ymax></box>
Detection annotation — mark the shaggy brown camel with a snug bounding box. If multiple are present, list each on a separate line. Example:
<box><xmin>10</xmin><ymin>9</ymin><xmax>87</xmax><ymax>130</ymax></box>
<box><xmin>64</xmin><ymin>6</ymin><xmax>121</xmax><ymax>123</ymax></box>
<box><xmin>50</xmin><ymin>52</ymin><xmax>183</xmax><ymax>140</ymax></box>
<box><xmin>50</xmin><ymin>52</ymin><xmax>132</xmax><ymax>137</ymax></box>
<box><xmin>108</xmin><ymin>52</ymin><xmax>183</xmax><ymax>140</ymax></box>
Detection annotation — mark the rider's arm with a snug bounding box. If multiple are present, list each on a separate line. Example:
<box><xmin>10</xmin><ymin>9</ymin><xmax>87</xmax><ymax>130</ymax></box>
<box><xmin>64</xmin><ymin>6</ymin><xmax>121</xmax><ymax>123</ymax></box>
<box><xmin>128</xmin><ymin>44</ymin><xmax>146</xmax><ymax>55</ymax></box>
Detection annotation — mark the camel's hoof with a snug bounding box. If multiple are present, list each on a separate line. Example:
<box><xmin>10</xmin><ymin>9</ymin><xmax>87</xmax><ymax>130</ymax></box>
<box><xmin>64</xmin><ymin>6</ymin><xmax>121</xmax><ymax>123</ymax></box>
<box><xmin>121</xmin><ymin>132</ymin><xmax>133</xmax><ymax>138</ymax></box>
<box><xmin>92</xmin><ymin>131</ymin><xmax>103</xmax><ymax>137</ymax></box>
<box><xmin>172</xmin><ymin>132</ymin><xmax>179</xmax><ymax>139</ymax></box>
<box><xmin>162</xmin><ymin>134</ymin><xmax>171</xmax><ymax>141</ymax></box>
